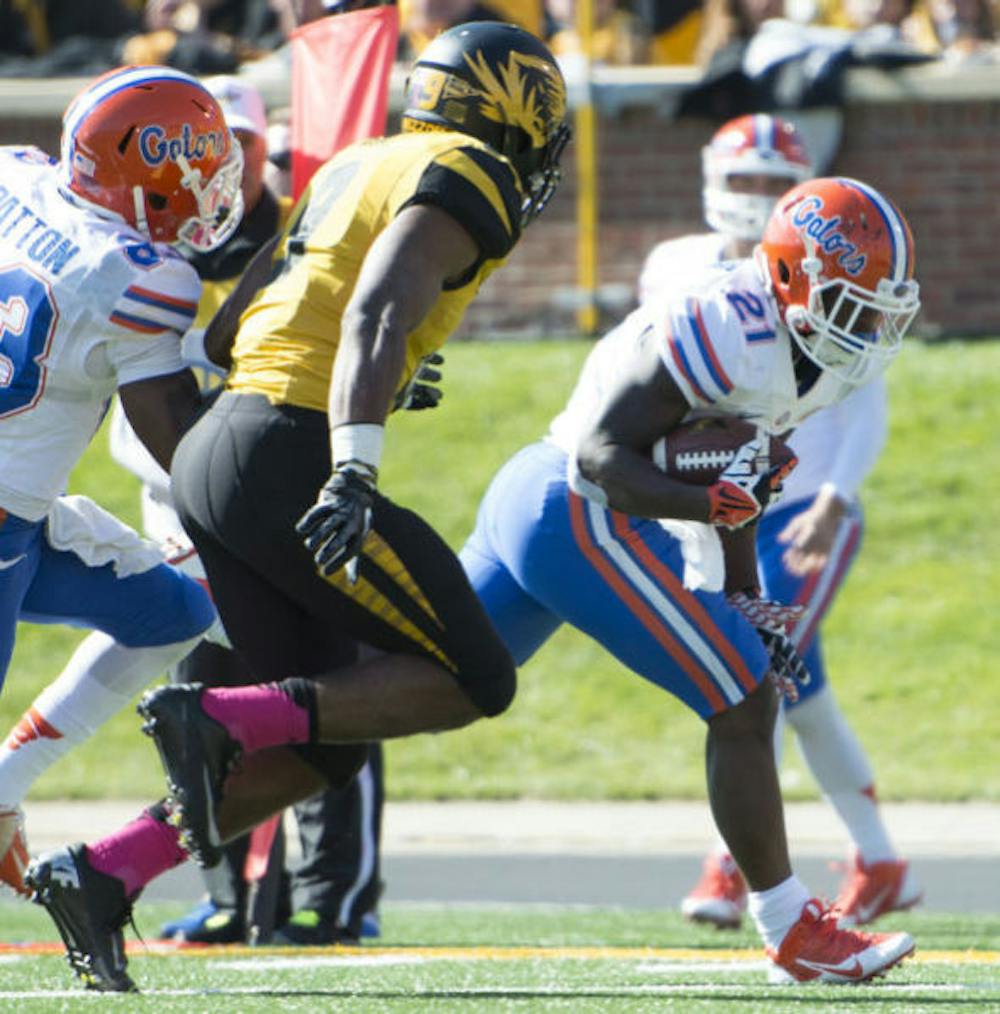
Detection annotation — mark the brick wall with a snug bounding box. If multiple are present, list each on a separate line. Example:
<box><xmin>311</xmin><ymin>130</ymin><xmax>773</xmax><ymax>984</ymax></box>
<box><xmin>462</xmin><ymin>99</ymin><xmax>1000</xmax><ymax>338</ymax></box>
<box><xmin>7</xmin><ymin>89</ymin><xmax>996</xmax><ymax>339</ymax></box>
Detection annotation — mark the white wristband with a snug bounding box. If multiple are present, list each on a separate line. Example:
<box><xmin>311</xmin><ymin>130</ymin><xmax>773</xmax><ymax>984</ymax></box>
<box><xmin>331</xmin><ymin>423</ymin><xmax>385</xmax><ymax>472</ymax></box>
<box><xmin>180</xmin><ymin>328</ymin><xmax>208</xmax><ymax>368</ymax></box>
<box><xmin>181</xmin><ymin>327</ymin><xmax>228</xmax><ymax>380</ymax></box>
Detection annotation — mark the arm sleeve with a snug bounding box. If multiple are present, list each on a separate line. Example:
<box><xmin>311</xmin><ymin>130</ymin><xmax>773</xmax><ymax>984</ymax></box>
<box><xmin>399</xmin><ymin>144</ymin><xmax>523</xmax><ymax>260</ymax></box>
<box><xmin>105</xmin><ymin>332</ymin><xmax>187</xmax><ymax>386</ymax></box>
<box><xmin>105</xmin><ymin>255</ymin><xmax>201</xmax><ymax>384</ymax></box>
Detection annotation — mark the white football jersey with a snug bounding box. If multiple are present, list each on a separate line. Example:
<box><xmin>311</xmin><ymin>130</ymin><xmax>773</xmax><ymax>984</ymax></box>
<box><xmin>779</xmin><ymin>375</ymin><xmax>887</xmax><ymax>506</ymax></box>
<box><xmin>636</xmin><ymin>231</ymin><xmax>887</xmax><ymax>508</ymax></box>
<box><xmin>0</xmin><ymin>147</ymin><xmax>200</xmax><ymax>521</ymax></box>
<box><xmin>549</xmin><ymin>257</ymin><xmax>848</xmax><ymax>460</ymax></box>
<box><xmin>637</xmin><ymin>232</ymin><xmax>728</xmax><ymax>306</ymax></box>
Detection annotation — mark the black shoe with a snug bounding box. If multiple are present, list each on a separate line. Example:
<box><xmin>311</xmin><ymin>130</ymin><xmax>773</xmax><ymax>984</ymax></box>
<box><xmin>137</xmin><ymin>683</ymin><xmax>240</xmax><ymax>869</ymax></box>
<box><xmin>26</xmin><ymin>844</ymin><xmax>138</xmax><ymax>993</ymax></box>
<box><xmin>270</xmin><ymin>909</ymin><xmax>359</xmax><ymax>946</ymax></box>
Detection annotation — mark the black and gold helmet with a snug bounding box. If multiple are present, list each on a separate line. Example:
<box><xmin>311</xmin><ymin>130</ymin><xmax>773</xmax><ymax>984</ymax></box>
<box><xmin>402</xmin><ymin>21</ymin><xmax>570</xmax><ymax>226</ymax></box>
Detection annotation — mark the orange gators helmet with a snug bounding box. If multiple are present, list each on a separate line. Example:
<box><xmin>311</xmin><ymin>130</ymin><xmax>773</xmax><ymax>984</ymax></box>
<box><xmin>758</xmin><ymin>177</ymin><xmax>919</xmax><ymax>386</ymax></box>
<box><xmin>61</xmin><ymin>66</ymin><xmax>244</xmax><ymax>251</ymax></box>
<box><xmin>703</xmin><ymin>114</ymin><xmax>813</xmax><ymax>242</ymax></box>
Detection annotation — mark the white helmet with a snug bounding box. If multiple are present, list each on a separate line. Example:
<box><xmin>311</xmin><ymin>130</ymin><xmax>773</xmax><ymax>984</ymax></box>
<box><xmin>702</xmin><ymin>113</ymin><xmax>813</xmax><ymax>242</ymax></box>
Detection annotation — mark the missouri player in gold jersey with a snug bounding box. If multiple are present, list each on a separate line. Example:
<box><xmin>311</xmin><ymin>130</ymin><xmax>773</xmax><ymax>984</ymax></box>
<box><xmin>18</xmin><ymin>30</ymin><xmax>568</xmax><ymax>986</ymax></box>
<box><xmin>148</xmin><ymin>22</ymin><xmax>567</xmax><ymax>862</ymax></box>
<box><xmin>159</xmin><ymin>13</ymin><xmax>563</xmax><ymax>795</ymax></box>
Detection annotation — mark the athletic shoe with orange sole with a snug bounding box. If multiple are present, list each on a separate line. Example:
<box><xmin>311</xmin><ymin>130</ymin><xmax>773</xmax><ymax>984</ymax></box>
<box><xmin>0</xmin><ymin>806</ymin><xmax>30</xmax><ymax>897</ymax></box>
<box><xmin>767</xmin><ymin>898</ymin><xmax>915</xmax><ymax>984</ymax></box>
<box><xmin>833</xmin><ymin>854</ymin><xmax>923</xmax><ymax>927</ymax></box>
<box><xmin>680</xmin><ymin>853</ymin><xmax>747</xmax><ymax>929</ymax></box>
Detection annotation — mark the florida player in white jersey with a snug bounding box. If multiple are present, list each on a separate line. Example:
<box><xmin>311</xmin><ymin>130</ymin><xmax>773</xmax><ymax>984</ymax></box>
<box><xmin>0</xmin><ymin>66</ymin><xmax>243</xmax><ymax>898</ymax></box>
<box><xmin>639</xmin><ymin>114</ymin><xmax>921</xmax><ymax>931</ymax></box>
<box><xmin>460</xmin><ymin>175</ymin><xmax>921</xmax><ymax>984</ymax></box>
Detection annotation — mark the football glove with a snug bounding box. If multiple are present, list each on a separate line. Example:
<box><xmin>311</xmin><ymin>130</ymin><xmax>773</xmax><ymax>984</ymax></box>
<box><xmin>296</xmin><ymin>465</ymin><xmax>375</xmax><ymax>578</ymax></box>
<box><xmin>707</xmin><ymin>435</ymin><xmax>788</xmax><ymax>529</ymax></box>
<box><xmin>758</xmin><ymin>628</ymin><xmax>812</xmax><ymax>704</ymax></box>
<box><xmin>392</xmin><ymin>353</ymin><xmax>444</xmax><ymax>412</ymax></box>
<box><xmin>727</xmin><ymin>590</ymin><xmax>803</xmax><ymax>636</ymax></box>
<box><xmin>728</xmin><ymin>591</ymin><xmax>810</xmax><ymax>704</ymax></box>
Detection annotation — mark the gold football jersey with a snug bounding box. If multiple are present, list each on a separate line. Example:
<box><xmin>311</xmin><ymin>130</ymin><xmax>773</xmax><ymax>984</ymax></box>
<box><xmin>193</xmin><ymin>194</ymin><xmax>294</xmax><ymax>331</ymax></box>
<box><xmin>227</xmin><ymin>131</ymin><xmax>524</xmax><ymax>412</ymax></box>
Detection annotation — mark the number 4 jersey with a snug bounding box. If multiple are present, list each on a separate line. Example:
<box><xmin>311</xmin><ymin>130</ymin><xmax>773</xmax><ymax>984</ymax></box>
<box><xmin>0</xmin><ymin>147</ymin><xmax>200</xmax><ymax>521</ymax></box>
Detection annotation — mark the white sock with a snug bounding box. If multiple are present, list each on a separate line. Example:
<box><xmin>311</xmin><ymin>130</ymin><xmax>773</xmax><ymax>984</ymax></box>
<box><xmin>0</xmin><ymin>631</ymin><xmax>200</xmax><ymax>807</ymax></box>
<box><xmin>787</xmin><ymin>687</ymin><xmax>896</xmax><ymax>864</ymax></box>
<box><xmin>748</xmin><ymin>875</ymin><xmax>812</xmax><ymax>950</ymax></box>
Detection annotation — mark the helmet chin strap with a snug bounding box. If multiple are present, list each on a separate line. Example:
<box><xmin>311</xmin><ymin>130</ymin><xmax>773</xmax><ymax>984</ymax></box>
<box><xmin>800</xmin><ymin>232</ymin><xmax>823</xmax><ymax>289</ymax></box>
<box><xmin>131</xmin><ymin>185</ymin><xmax>150</xmax><ymax>240</ymax></box>
<box><xmin>785</xmin><ymin>231</ymin><xmax>823</xmax><ymax>334</ymax></box>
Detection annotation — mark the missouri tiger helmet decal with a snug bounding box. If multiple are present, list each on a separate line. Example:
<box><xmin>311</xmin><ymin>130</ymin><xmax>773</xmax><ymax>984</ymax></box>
<box><xmin>403</xmin><ymin>21</ymin><xmax>570</xmax><ymax>225</ymax></box>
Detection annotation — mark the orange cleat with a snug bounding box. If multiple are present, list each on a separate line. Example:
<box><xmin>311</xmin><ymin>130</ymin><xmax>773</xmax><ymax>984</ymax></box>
<box><xmin>767</xmin><ymin>898</ymin><xmax>914</xmax><ymax>984</ymax></box>
<box><xmin>0</xmin><ymin>806</ymin><xmax>31</xmax><ymax>897</ymax></box>
<box><xmin>680</xmin><ymin>853</ymin><xmax>747</xmax><ymax>929</ymax></box>
<box><xmin>833</xmin><ymin>854</ymin><xmax>923</xmax><ymax>927</ymax></box>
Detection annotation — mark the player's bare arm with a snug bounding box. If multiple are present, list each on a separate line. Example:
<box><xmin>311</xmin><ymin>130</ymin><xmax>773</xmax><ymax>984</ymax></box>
<box><xmin>575</xmin><ymin>331</ymin><xmax>712</xmax><ymax>522</ymax></box>
<box><xmin>118</xmin><ymin>369</ymin><xmax>202</xmax><ymax>473</ymax></box>
<box><xmin>329</xmin><ymin>204</ymin><xmax>480</xmax><ymax>426</ymax></box>
<box><xmin>203</xmin><ymin>233</ymin><xmax>282</xmax><ymax>371</ymax></box>
<box><xmin>720</xmin><ymin>526</ymin><xmax>760</xmax><ymax>594</ymax></box>
<box><xmin>778</xmin><ymin>483</ymin><xmax>849</xmax><ymax>575</ymax></box>
<box><xmin>297</xmin><ymin>205</ymin><xmax>480</xmax><ymax>577</ymax></box>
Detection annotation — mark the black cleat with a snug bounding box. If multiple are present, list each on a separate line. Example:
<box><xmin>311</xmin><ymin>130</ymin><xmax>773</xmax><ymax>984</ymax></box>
<box><xmin>137</xmin><ymin>683</ymin><xmax>240</xmax><ymax>869</ymax></box>
<box><xmin>26</xmin><ymin>844</ymin><xmax>138</xmax><ymax>993</ymax></box>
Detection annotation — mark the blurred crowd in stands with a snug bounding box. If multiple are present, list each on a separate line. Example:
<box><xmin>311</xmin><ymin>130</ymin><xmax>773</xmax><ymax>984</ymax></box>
<box><xmin>1</xmin><ymin>0</ymin><xmax>996</xmax><ymax>79</ymax></box>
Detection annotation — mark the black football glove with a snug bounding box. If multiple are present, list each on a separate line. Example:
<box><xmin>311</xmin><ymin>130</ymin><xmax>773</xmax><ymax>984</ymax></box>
<box><xmin>295</xmin><ymin>466</ymin><xmax>375</xmax><ymax>578</ymax></box>
<box><xmin>392</xmin><ymin>353</ymin><xmax>443</xmax><ymax>412</ymax></box>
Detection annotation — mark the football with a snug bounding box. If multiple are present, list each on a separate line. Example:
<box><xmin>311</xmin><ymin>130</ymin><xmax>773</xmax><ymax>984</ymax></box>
<box><xmin>652</xmin><ymin>416</ymin><xmax>796</xmax><ymax>486</ymax></box>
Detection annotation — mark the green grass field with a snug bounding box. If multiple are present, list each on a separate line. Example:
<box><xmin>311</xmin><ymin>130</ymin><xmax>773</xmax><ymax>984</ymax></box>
<box><xmin>1</xmin><ymin>337</ymin><xmax>998</xmax><ymax>802</ymax></box>
<box><xmin>1</xmin><ymin>901</ymin><xmax>999</xmax><ymax>1011</ymax></box>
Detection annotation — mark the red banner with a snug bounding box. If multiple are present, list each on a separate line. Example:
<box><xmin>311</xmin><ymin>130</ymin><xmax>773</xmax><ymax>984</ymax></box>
<box><xmin>290</xmin><ymin>7</ymin><xmax>399</xmax><ymax>199</ymax></box>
